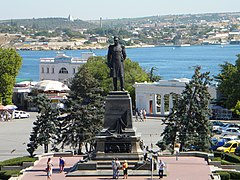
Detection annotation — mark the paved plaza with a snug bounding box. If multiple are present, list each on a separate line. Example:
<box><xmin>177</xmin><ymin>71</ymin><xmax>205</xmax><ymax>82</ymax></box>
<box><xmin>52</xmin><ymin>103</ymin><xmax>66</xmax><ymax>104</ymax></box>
<box><xmin>0</xmin><ymin>113</ymin><xmax>164</xmax><ymax>161</ymax></box>
<box><xmin>19</xmin><ymin>156</ymin><xmax>212</xmax><ymax>180</ymax></box>
<box><xmin>0</xmin><ymin>113</ymin><xmax>213</xmax><ymax>179</ymax></box>
<box><xmin>0</xmin><ymin>112</ymin><xmax>43</xmax><ymax>161</ymax></box>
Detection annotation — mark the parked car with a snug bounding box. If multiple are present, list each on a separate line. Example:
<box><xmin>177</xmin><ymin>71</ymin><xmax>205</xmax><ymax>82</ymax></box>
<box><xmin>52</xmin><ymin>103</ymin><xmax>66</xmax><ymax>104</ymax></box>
<box><xmin>218</xmin><ymin>123</ymin><xmax>240</xmax><ymax>132</ymax></box>
<box><xmin>221</xmin><ymin>135</ymin><xmax>239</xmax><ymax>142</ymax></box>
<box><xmin>234</xmin><ymin>146</ymin><xmax>240</xmax><ymax>156</ymax></box>
<box><xmin>212</xmin><ymin>121</ymin><xmax>225</xmax><ymax>134</ymax></box>
<box><xmin>221</xmin><ymin>127</ymin><xmax>240</xmax><ymax>137</ymax></box>
<box><xmin>216</xmin><ymin>140</ymin><xmax>240</xmax><ymax>153</ymax></box>
<box><xmin>210</xmin><ymin>138</ymin><xmax>228</xmax><ymax>151</ymax></box>
<box><xmin>14</xmin><ymin>111</ymin><xmax>30</xmax><ymax>119</ymax></box>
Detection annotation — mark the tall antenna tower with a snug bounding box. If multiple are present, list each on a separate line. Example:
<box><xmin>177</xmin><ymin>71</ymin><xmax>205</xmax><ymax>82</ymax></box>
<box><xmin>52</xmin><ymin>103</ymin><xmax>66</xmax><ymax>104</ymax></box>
<box><xmin>100</xmin><ymin>17</ymin><xmax>102</xmax><ymax>28</ymax></box>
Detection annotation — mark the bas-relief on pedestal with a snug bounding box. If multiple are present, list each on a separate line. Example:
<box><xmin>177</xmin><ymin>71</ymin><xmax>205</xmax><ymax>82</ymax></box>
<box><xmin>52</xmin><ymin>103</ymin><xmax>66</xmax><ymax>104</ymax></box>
<box><xmin>94</xmin><ymin>91</ymin><xmax>143</xmax><ymax>160</ymax></box>
<box><xmin>67</xmin><ymin>91</ymin><xmax>155</xmax><ymax>177</ymax></box>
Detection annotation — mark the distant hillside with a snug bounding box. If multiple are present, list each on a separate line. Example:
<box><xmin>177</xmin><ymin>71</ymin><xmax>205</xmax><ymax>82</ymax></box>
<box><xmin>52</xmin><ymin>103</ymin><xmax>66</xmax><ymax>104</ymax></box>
<box><xmin>0</xmin><ymin>17</ymin><xmax>96</xmax><ymax>30</ymax></box>
<box><xmin>90</xmin><ymin>12</ymin><xmax>240</xmax><ymax>27</ymax></box>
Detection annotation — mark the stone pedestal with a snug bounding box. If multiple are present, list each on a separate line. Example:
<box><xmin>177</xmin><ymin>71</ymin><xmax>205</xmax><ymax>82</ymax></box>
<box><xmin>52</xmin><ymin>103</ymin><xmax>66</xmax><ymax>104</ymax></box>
<box><xmin>94</xmin><ymin>91</ymin><xmax>143</xmax><ymax>161</ymax></box>
<box><xmin>68</xmin><ymin>91</ymin><xmax>153</xmax><ymax>176</ymax></box>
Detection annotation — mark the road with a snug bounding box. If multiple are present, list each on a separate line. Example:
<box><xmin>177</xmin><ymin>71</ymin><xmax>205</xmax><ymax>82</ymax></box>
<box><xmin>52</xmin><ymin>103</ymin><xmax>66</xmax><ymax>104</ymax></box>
<box><xmin>0</xmin><ymin>113</ymin><xmax>164</xmax><ymax>162</ymax></box>
<box><xmin>0</xmin><ymin>112</ymin><xmax>41</xmax><ymax>161</ymax></box>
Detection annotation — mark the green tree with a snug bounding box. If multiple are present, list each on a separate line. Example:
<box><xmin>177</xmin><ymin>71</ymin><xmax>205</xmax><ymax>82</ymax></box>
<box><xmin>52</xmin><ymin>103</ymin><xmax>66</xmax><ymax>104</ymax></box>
<box><xmin>60</xmin><ymin>65</ymin><xmax>105</xmax><ymax>154</ymax></box>
<box><xmin>27</xmin><ymin>94</ymin><xmax>58</xmax><ymax>154</ymax></box>
<box><xmin>215</xmin><ymin>55</ymin><xmax>240</xmax><ymax>109</ymax></box>
<box><xmin>148</xmin><ymin>67</ymin><xmax>161</xmax><ymax>82</ymax></box>
<box><xmin>84</xmin><ymin>56</ymin><xmax>149</xmax><ymax>102</ymax></box>
<box><xmin>162</xmin><ymin>66</ymin><xmax>212</xmax><ymax>152</ymax></box>
<box><xmin>0</xmin><ymin>48</ymin><xmax>22</xmax><ymax>105</ymax></box>
<box><xmin>232</xmin><ymin>100</ymin><xmax>240</xmax><ymax>117</ymax></box>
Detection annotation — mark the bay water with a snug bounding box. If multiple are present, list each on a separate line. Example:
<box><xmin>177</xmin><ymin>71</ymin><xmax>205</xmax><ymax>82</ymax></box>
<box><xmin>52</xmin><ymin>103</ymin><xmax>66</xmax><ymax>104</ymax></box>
<box><xmin>17</xmin><ymin>45</ymin><xmax>240</xmax><ymax>82</ymax></box>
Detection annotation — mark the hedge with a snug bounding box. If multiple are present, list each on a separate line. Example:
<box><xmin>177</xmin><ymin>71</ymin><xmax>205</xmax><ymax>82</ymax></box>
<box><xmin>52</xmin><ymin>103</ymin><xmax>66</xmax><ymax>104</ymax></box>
<box><xmin>213</xmin><ymin>152</ymin><xmax>240</xmax><ymax>164</ymax></box>
<box><xmin>0</xmin><ymin>156</ymin><xmax>37</xmax><ymax>167</ymax></box>
<box><xmin>214</xmin><ymin>151</ymin><xmax>223</xmax><ymax>157</ymax></box>
<box><xmin>216</xmin><ymin>171</ymin><xmax>240</xmax><ymax>180</ymax></box>
<box><xmin>224</xmin><ymin>153</ymin><xmax>240</xmax><ymax>164</ymax></box>
<box><xmin>0</xmin><ymin>170</ymin><xmax>20</xmax><ymax>180</ymax></box>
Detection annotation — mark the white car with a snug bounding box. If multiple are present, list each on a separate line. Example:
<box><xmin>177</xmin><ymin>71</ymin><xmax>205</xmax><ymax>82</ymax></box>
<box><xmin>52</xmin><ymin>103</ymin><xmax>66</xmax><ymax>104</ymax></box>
<box><xmin>220</xmin><ymin>135</ymin><xmax>239</xmax><ymax>142</ymax></box>
<box><xmin>14</xmin><ymin>111</ymin><xmax>30</xmax><ymax>119</ymax></box>
<box><xmin>218</xmin><ymin>123</ymin><xmax>240</xmax><ymax>132</ymax></box>
<box><xmin>221</xmin><ymin>127</ymin><xmax>240</xmax><ymax>137</ymax></box>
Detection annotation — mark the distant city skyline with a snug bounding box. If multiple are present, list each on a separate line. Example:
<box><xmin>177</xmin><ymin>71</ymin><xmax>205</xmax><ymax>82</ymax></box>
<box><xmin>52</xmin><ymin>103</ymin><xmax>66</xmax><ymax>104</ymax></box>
<box><xmin>1</xmin><ymin>0</ymin><xmax>240</xmax><ymax>21</ymax></box>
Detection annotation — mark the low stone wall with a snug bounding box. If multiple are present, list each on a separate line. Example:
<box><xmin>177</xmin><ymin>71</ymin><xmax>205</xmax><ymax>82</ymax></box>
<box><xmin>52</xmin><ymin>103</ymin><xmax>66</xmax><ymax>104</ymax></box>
<box><xmin>1</xmin><ymin>162</ymin><xmax>34</xmax><ymax>171</ymax></box>
<box><xmin>53</xmin><ymin>152</ymin><xmax>74</xmax><ymax>157</ymax></box>
<box><xmin>160</xmin><ymin>151</ymin><xmax>213</xmax><ymax>162</ymax></box>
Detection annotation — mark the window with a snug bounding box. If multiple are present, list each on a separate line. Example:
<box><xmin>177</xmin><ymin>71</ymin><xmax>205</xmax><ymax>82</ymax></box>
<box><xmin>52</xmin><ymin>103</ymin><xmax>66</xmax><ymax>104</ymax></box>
<box><xmin>73</xmin><ymin>68</ymin><xmax>76</xmax><ymax>74</ymax></box>
<box><xmin>232</xmin><ymin>143</ymin><xmax>238</xmax><ymax>148</ymax></box>
<box><xmin>41</xmin><ymin>67</ymin><xmax>44</xmax><ymax>73</ymax></box>
<box><xmin>52</xmin><ymin>67</ymin><xmax>55</xmax><ymax>74</ymax></box>
<box><xmin>59</xmin><ymin>67</ymin><xmax>68</xmax><ymax>74</ymax></box>
<box><xmin>47</xmin><ymin>67</ymin><xmax>49</xmax><ymax>73</ymax></box>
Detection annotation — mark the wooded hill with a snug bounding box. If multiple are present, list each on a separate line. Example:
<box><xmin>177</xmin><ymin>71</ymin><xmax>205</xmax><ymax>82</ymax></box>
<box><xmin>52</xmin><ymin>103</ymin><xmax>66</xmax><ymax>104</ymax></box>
<box><xmin>0</xmin><ymin>17</ymin><xmax>96</xmax><ymax>30</ymax></box>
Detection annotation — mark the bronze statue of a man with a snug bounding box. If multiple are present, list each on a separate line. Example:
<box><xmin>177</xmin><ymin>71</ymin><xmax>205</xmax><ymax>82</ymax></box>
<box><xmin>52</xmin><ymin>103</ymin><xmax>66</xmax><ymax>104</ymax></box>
<box><xmin>107</xmin><ymin>36</ymin><xmax>127</xmax><ymax>91</ymax></box>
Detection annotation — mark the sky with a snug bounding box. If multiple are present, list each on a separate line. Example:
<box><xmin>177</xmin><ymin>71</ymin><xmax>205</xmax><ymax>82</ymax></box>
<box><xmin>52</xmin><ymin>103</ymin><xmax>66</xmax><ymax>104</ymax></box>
<box><xmin>1</xmin><ymin>0</ymin><xmax>240</xmax><ymax>20</ymax></box>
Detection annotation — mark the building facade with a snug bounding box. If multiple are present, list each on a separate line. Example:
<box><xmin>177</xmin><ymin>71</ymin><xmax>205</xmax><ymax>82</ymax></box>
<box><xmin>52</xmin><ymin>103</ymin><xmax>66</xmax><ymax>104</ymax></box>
<box><xmin>134</xmin><ymin>78</ymin><xmax>217</xmax><ymax>116</ymax></box>
<box><xmin>40</xmin><ymin>52</ymin><xmax>95</xmax><ymax>83</ymax></box>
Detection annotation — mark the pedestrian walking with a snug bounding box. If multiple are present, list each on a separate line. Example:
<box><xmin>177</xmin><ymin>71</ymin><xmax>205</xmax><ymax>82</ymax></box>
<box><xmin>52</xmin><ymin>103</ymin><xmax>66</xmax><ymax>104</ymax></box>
<box><xmin>174</xmin><ymin>143</ymin><xmax>180</xmax><ymax>161</ymax></box>
<box><xmin>59</xmin><ymin>157</ymin><xmax>65</xmax><ymax>173</ymax></box>
<box><xmin>139</xmin><ymin>109</ymin><xmax>144</xmax><ymax>121</ymax></box>
<box><xmin>112</xmin><ymin>158</ymin><xmax>117</xmax><ymax>179</ymax></box>
<box><xmin>46</xmin><ymin>158</ymin><xmax>53</xmax><ymax>180</ymax></box>
<box><xmin>122</xmin><ymin>160</ymin><xmax>128</xmax><ymax>179</ymax></box>
<box><xmin>143</xmin><ymin>109</ymin><xmax>147</xmax><ymax>121</ymax></box>
<box><xmin>143</xmin><ymin>146</ymin><xmax>148</xmax><ymax>161</ymax></box>
<box><xmin>158</xmin><ymin>159</ymin><xmax>165</xmax><ymax>179</ymax></box>
<box><xmin>115</xmin><ymin>158</ymin><xmax>121</xmax><ymax>179</ymax></box>
<box><xmin>135</xmin><ymin>111</ymin><xmax>139</xmax><ymax>121</ymax></box>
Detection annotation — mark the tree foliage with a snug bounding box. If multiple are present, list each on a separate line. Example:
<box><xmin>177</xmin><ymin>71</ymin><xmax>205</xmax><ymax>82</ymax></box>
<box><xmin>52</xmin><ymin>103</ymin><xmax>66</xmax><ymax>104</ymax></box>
<box><xmin>0</xmin><ymin>48</ymin><xmax>22</xmax><ymax>105</ymax></box>
<box><xmin>161</xmin><ymin>66</ymin><xmax>212</xmax><ymax>153</ymax></box>
<box><xmin>57</xmin><ymin>65</ymin><xmax>105</xmax><ymax>154</ymax></box>
<box><xmin>26</xmin><ymin>56</ymin><xmax>150</xmax><ymax>155</ymax></box>
<box><xmin>215</xmin><ymin>54</ymin><xmax>240</xmax><ymax>109</ymax></box>
<box><xmin>27</xmin><ymin>94</ymin><xmax>58</xmax><ymax>154</ymax></box>
<box><xmin>148</xmin><ymin>67</ymin><xmax>161</xmax><ymax>82</ymax></box>
<box><xmin>85</xmin><ymin>56</ymin><xmax>150</xmax><ymax>101</ymax></box>
<box><xmin>232</xmin><ymin>100</ymin><xmax>240</xmax><ymax>116</ymax></box>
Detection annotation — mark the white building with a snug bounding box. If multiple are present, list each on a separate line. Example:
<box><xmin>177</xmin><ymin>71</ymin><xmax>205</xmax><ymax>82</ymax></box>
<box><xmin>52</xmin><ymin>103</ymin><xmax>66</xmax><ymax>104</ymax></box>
<box><xmin>134</xmin><ymin>78</ymin><xmax>217</xmax><ymax>116</ymax></box>
<box><xmin>40</xmin><ymin>52</ymin><xmax>95</xmax><ymax>83</ymax></box>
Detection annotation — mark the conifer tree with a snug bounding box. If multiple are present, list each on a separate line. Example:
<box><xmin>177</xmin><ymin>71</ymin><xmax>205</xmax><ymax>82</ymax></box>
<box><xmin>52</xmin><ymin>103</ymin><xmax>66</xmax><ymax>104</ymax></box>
<box><xmin>162</xmin><ymin>66</ymin><xmax>212</xmax><ymax>152</ymax></box>
<box><xmin>27</xmin><ymin>94</ymin><xmax>58</xmax><ymax>154</ymax></box>
<box><xmin>60</xmin><ymin>65</ymin><xmax>105</xmax><ymax>154</ymax></box>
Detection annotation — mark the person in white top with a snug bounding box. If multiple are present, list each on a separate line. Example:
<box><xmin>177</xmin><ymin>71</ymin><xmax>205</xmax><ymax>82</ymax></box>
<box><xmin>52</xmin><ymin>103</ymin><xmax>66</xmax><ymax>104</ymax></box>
<box><xmin>115</xmin><ymin>158</ymin><xmax>121</xmax><ymax>179</ymax></box>
<box><xmin>158</xmin><ymin>159</ymin><xmax>165</xmax><ymax>179</ymax></box>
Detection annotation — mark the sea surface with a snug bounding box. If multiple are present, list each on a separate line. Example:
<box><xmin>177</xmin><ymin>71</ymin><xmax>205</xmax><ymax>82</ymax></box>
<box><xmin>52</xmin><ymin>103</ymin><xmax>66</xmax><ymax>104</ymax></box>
<box><xmin>17</xmin><ymin>45</ymin><xmax>240</xmax><ymax>82</ymax></box>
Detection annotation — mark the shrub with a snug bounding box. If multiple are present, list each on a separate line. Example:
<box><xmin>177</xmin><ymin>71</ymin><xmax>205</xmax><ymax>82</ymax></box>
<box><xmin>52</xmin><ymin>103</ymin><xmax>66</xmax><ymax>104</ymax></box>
<box><xmin>0</xmin><ymin>170</ymin><xmax>20</xmax><ymax>179</ymax></box>
<box><xmin>0</xmin><ymin>156</ymin><xmax>37</xmax><ymax>167</ymax></box>
<box><xmin>216</xmin><ymin>171</ymin><xmax>240</xmax><ymax>180</ymax></box>
<box><xmin>221</xmin><ymin>160</ymin><xmax>235</xmax><ymax>165</ymax></box>
<box><xmin>214</xmin><ymin>151</ymin><xmax>223</xmax><ymax>157</ymax></box>
<box><xmin>212</xmin><ymin>157</ymin><xmax>221</xmax><ymax>161</ymax></box>
<box><xmin>216</xmin><ymin>171</ymin><xmax>230</xmax><ymax>180</ymax></box>
<box><xmin>224</xmin><ymin>153</ymin><xmax>240</xmax><ymax>164</ymax></box>
<box><xmin>229</xmin><ymin>171</ymin><xmax>240</xmax><ymax>179</ymax></box>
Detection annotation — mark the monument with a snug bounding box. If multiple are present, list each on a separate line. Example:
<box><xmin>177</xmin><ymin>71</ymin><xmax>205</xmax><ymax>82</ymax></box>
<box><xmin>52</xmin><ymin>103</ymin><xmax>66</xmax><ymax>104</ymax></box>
<box><xmin>107</xmin><ymin>36</ymin><xmax>126</xmax><ymax>91</ymax></box>
<box><xmin>94</xmin><ymin>91</ymin><xmax>143</xmax><ymax>161</ymax></box>
<box><xmin>67</xmin><ymin>37</ymin><xmax>155</xmax><ymax>177</ymax></box>
<box><xmin>93</xmin><ymin>36</ymin><xmax>143</xmax><ymax>160</ymax></box>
